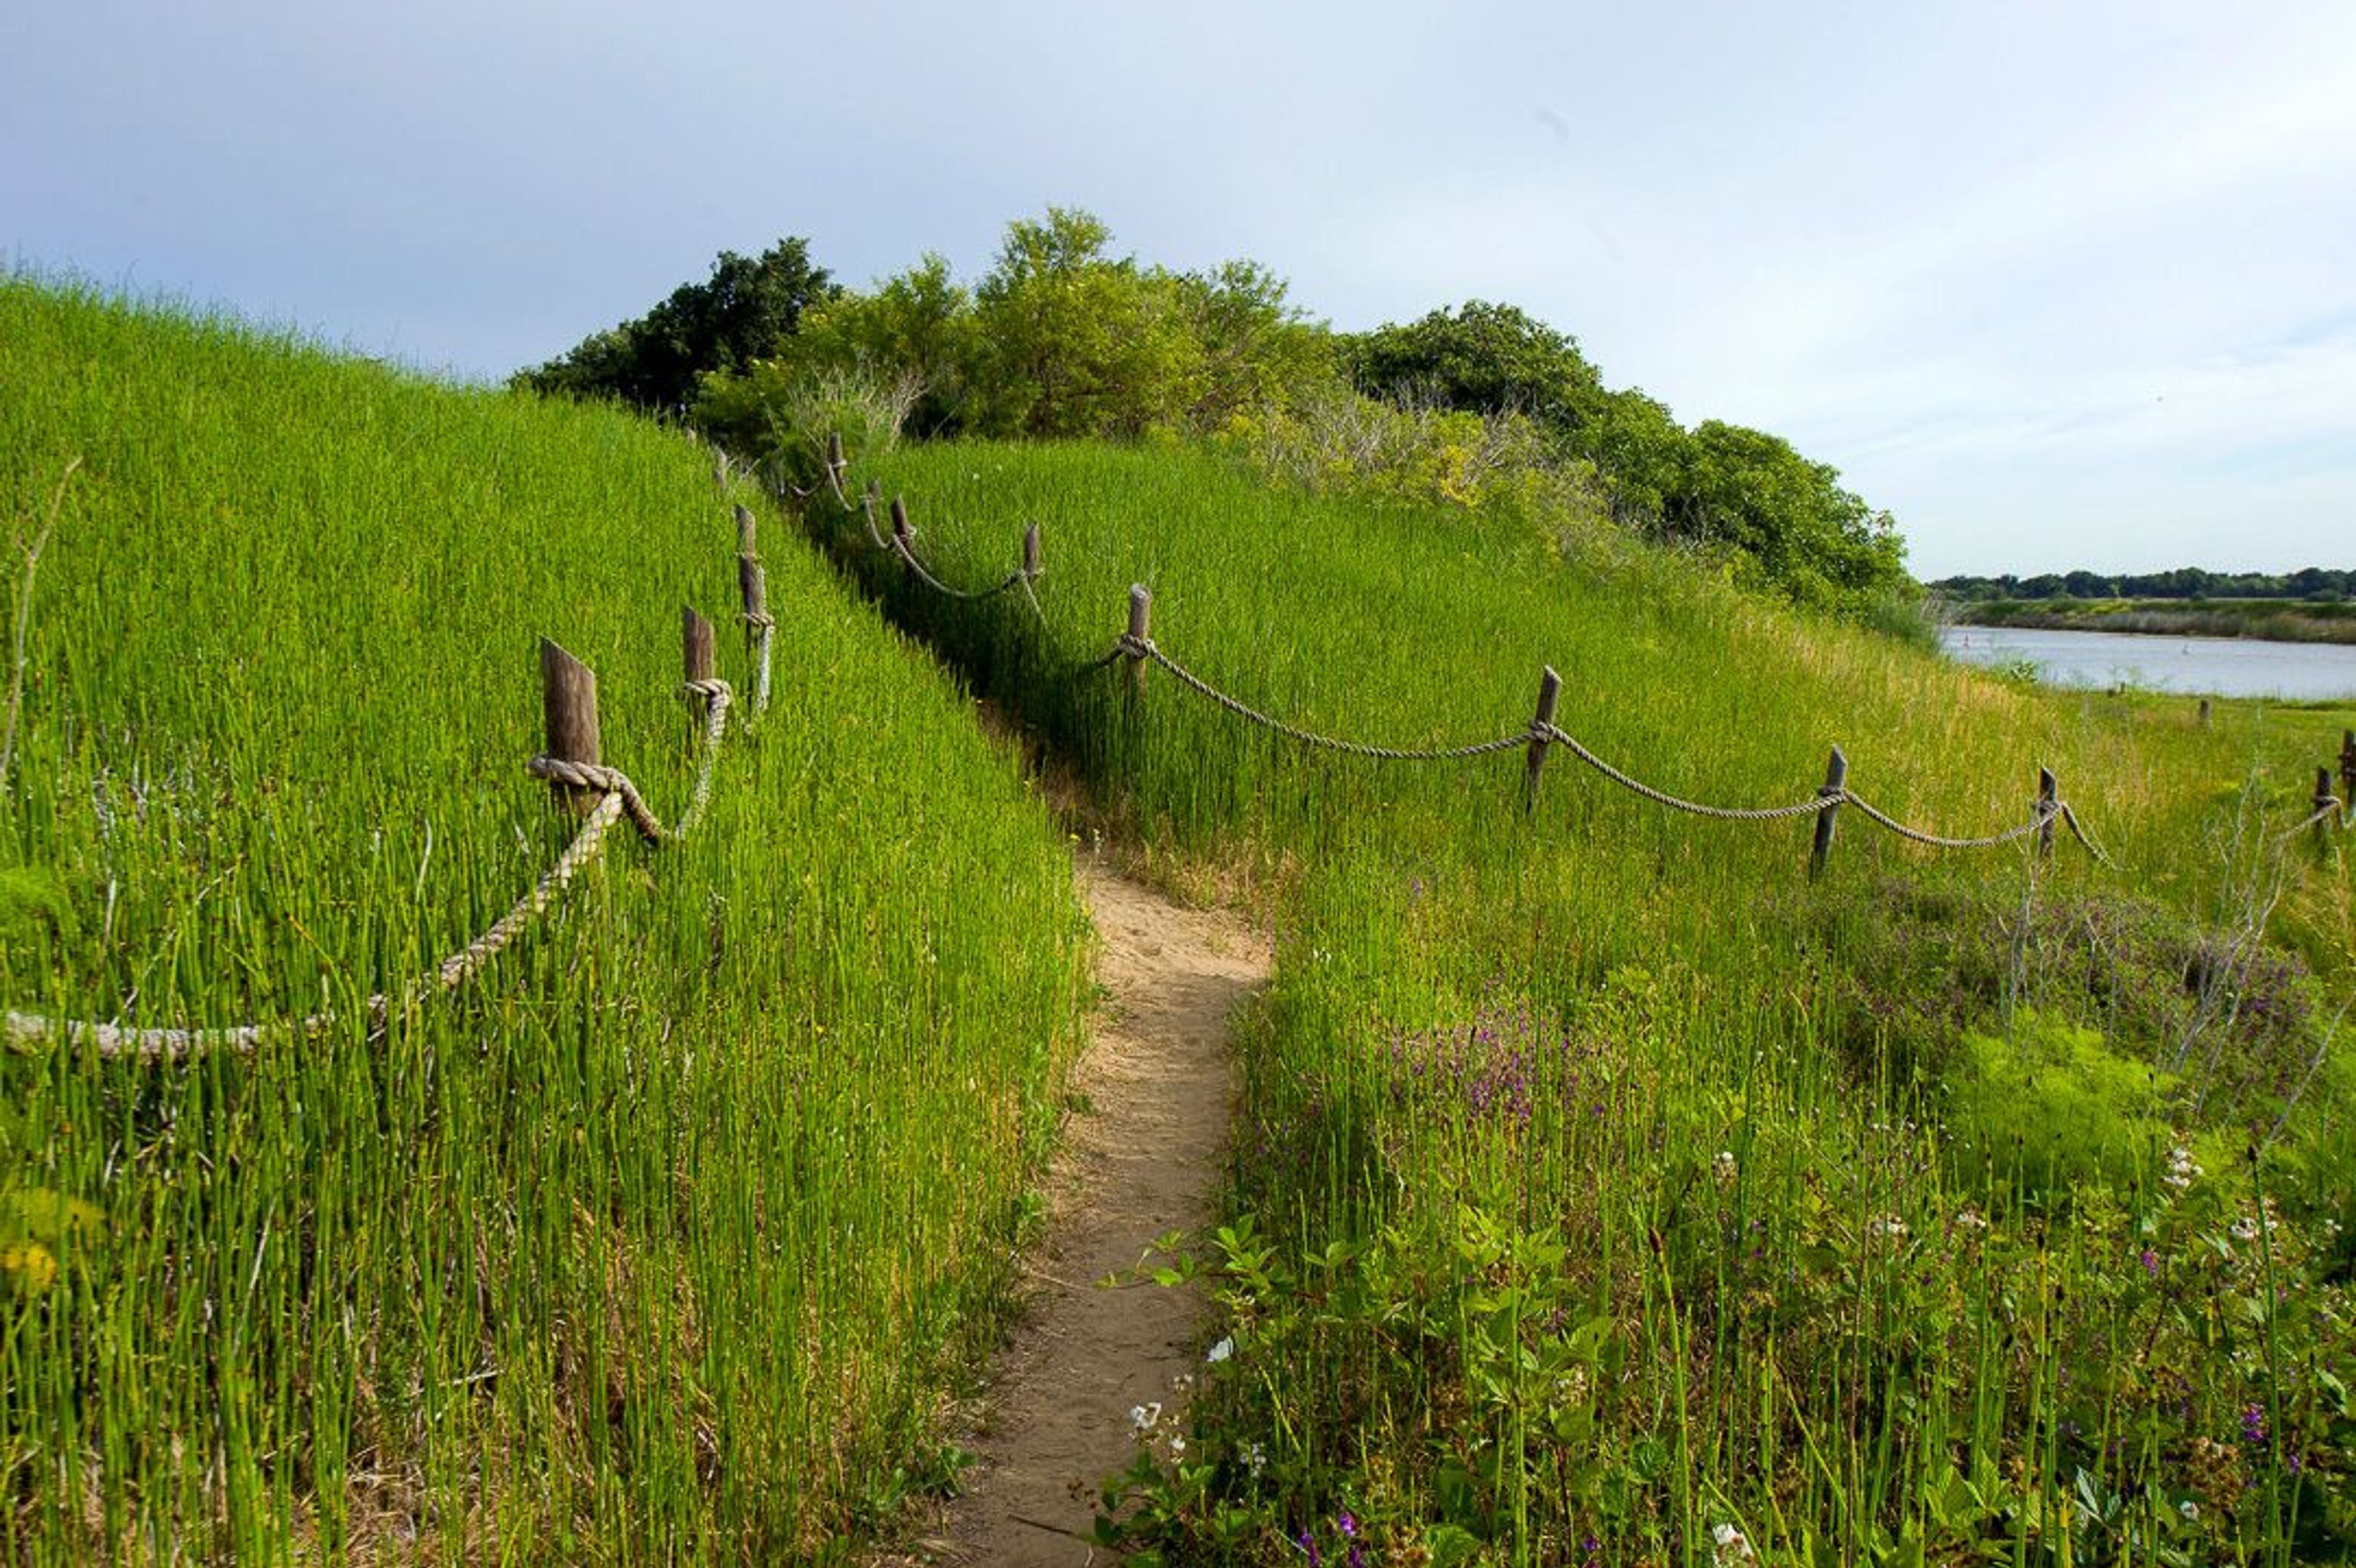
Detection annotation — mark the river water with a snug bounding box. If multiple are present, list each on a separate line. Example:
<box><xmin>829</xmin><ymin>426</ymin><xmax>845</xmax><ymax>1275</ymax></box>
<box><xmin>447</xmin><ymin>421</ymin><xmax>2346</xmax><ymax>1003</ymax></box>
<box><xmin>1939</xmin><ymin>625</ymin><xmax>2356</xmax><ymax>702</ymax></box>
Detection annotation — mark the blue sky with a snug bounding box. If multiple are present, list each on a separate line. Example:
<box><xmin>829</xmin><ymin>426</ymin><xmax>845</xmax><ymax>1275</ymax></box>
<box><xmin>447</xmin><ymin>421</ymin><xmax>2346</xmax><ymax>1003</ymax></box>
<box><xmin>6</xmin><ymin>0</ymin><xmax>2350</xmax><ymax>577</ymax></box>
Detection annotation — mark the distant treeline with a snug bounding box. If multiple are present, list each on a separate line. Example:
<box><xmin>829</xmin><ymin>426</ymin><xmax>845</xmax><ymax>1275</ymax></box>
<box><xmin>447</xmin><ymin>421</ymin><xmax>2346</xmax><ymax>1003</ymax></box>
<box><xmin>1935</xmin><ymin>567</ymin><xmax>2350</xmax><ymax>603</ymax></box>
<box><xmin>514</xmin><ymin>210</ymin><xmax>1912</xmax><ymax>620</ymax></box>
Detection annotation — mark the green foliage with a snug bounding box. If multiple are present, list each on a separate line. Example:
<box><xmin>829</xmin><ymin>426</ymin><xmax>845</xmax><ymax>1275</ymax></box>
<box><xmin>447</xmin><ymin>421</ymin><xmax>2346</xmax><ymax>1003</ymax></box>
<box><xmin>760</xmin><ymin>252</ymin><xmax>980</xmax><ymax>437</ymax></box>
<box><xmin>971</xmin><ymin>207</ymin><xmax>1327</xmax><ymax>440</ymax></box>
<box><xmin>695</xmin><ymin>210</ymin><xmax>1332</xmax><ymax>467</ymax></box>
<box><xmin>1677</xmin><ymin>420</ymin><xmax>1908</xmax><ymax>608</ymax></box>
<box><xmin>0</xmin><ymin>1185</ymin><xmax>99</xmax><ymax>1300</ymax></box>
<box><xmin>1939</xmin><ymin>566</ymin><xmax>2356</xmax><ymax>603</ymax></box>
<box><xmin>1949</xmin><ymin>1012</ymin><xmax>2174</xmax><ymax>1199</ymax></box>
<box><xmin>514</xmin><ymin>236</ymin><xmax>836</xmax><ymax>411</ymax></box>
<box><xmin>964</xmin><ymin>207</ymin><xmax>1186</xmax><ymax>438</ymax></box>
<box><xmin>1216</xmin><ymin>385</ymin><xmax>1609</xmax><ymax>529</ymax></box>
<box><xmin>1343</xmin><ymin>299</ymin><xmax>1604</xmax><ymax>432</ymax></box>
<box><xmin>1341</xmin><ymin>304</ymin><xmax>1914</xmax><ymax>614</ymax></box>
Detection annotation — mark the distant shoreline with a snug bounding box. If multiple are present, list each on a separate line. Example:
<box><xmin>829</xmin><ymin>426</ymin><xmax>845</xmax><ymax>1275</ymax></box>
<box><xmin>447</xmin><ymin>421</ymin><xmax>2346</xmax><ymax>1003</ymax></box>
<box><xmin>1944</xmin><ymin>598</ymin><xmax>2356</xmax><ymax>647</ymax></box>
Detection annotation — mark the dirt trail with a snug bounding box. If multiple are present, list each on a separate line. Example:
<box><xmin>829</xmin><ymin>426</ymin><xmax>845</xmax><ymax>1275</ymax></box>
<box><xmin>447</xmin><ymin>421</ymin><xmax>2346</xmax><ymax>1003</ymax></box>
<box><xmin>939</xmin><ymin>853</ymin><xmax>1269</xmax><ymax>1565</ymax></box>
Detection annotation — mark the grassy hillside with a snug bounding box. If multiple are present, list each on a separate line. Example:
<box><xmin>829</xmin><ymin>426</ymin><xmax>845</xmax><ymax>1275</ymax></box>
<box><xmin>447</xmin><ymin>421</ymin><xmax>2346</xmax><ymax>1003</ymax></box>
<box><xmin>810</xmin><ymin>439</ymin><xmax>2355</xmax><ymax>1564</ymax></box>
<box><xmin>0</xmin><ymin>282</ymin><xmax>1090</xmax><ymax>1562</ymax></box>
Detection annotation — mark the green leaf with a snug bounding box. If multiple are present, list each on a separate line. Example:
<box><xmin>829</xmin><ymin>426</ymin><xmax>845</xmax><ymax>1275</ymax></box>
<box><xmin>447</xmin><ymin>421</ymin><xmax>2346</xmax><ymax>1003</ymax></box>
<box><xmin>1425</xmin><ymin>1523</ymin><xmax>1486</xmax><ymax>1566</ymax></box>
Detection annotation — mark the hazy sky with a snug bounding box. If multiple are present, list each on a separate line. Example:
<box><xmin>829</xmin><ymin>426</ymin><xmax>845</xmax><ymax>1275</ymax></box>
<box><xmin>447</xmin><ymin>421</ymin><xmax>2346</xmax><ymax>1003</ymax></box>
<box><xmin>7</xmin><ymin>1</ymin><xmax>2351</xmax><ymax>577</ymax></box>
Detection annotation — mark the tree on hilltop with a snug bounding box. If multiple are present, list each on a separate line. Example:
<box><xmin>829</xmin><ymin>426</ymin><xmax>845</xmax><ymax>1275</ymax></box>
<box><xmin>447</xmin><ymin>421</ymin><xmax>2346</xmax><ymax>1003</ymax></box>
<box><xmin>515</xmin><ymin>238</ymin><xmax>837</xmax><ymax>412</ymax></box>
<box><xmin>1342</xmin><ymin>301</ymin><xmax>1604</xmax><ymax>433</ymax></box>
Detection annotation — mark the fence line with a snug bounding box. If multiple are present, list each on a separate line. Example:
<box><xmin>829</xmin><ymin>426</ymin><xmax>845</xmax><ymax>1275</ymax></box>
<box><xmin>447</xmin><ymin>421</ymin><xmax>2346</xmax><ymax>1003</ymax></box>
<box><xmin>801</xmin><ymin>436</ymin><xmax>2356</xmax><ymax>875</ymax></box>
<box><xmin>1112</xmin><ymin>614</ymin><xmax>2106</xmax><ymax>866</ymax></box>
<box><xmin>4</xmin><ymin>493</ymin><xmax>776</xmax><ymax>1063</ymax></box>
<box><xmin>803</xmin><ymin>436</ymin><xmax>1047</xmax><ymax>618</ymax></box>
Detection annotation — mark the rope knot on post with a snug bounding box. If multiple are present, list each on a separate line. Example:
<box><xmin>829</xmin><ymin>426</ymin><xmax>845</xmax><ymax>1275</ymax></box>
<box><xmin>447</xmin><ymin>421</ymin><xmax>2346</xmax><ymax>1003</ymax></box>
<box><xmin>525</xmin><ymin>754</ymin><xmax>628</xmax><ymax>794</ymax></box>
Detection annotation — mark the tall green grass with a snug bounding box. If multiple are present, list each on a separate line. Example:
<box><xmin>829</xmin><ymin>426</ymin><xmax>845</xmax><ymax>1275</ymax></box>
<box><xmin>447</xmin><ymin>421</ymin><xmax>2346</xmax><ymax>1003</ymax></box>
<box><xmin>0</xmin><ymin>282</ymin><xmax>1090</xmax><ymax>1562</ymax></box>
<box><xmin>815</xmin><ymin>437</ymin><xmax>2355</xmax><ymax>1564</ymax></box>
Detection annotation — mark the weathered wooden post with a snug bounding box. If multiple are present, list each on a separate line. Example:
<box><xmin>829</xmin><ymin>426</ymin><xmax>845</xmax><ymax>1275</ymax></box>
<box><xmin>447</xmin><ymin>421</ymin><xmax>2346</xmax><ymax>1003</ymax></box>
<box><xmin>735</xmin><ymin>503</ymin><xmax>757</xmax><ymax>557</ymax></box>
<box><xmin>2198</xmin><ymin>698</ymin><xmax>2212</xmax><ymax>728</ymax></box>
<box><xmin>539</xmin><ymin>638</ymin><xmax>601</xmax><ymax>815</ymax></box>
<box><xmin>2340</xmin><ymin>729</ymin><xmax>2354</xmax><ymax>813</ymax></box>
<box><xmin>711</xmin><ymin>449</ymin><xmax>729</xmax><ymax>490</ymax></box>
<box><xmin>1523</xmin><ymin>666</ymin><xmax>1562</xmax><ymax>816</ymax></box>
<box><xmin>738</xmin><ymin>552</ymin><xmax>768</xmax><ymax>647</ymax></box>
<box><xmin>2038</xmin><ymin>766</ymin><xmax>2057</xmax><ymax>861</ymax></box>
<box><xmin>826</xmin><ymin>431</ymin><xmax>845</xmax><ymax>490</ymax></box>
<box><xmin>682</xmin><ymin>604</ymin><xmax>716</xmax><ymax>737</ymax></box>
<box><xmin>1126</xmin><ymin>585</ymin><xmax>1152</xmax><ymax>693</ymax></box>
<box><xmin>1022</xmin><ymin>522</ymin><xmax>1042</xmax><ymax>580</ymax></box>
<box><xmin>1809</xmin><ymin>746</ymin><xmax>1847</xmax><ymax>880</ymax></box>
<box><xmin>890</xmin><ymin>495</ymin><xmax>914</xmax><ymax>561</ymax></box>
<box><xmin>2320</xmin><ymin>767</ymin><xmax>2339</xmax><ymax>856</ymax></box>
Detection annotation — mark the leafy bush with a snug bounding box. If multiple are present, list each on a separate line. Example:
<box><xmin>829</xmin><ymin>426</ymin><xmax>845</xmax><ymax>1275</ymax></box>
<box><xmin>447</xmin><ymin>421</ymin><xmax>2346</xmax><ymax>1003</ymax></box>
<box><xmin>1947</xmin><ymin>1011</ymin><xmax>2174</xmax><ymax>1200</ymax></box>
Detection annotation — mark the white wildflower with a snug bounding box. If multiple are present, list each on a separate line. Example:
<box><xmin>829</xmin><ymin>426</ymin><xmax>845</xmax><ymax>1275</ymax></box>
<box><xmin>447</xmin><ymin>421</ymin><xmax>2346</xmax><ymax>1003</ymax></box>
<box><xmin>1205</xmin><ymin>1336</ymin><xmax>1234</xmax><ymax>1364</ymax></box>
<box><xmin>1866</xmin><ymin>1214</ymin><xmax>1909</xmax><ymax>1243</ymax></box>
<box><xmin>2165</xmin><ymin>1146</ymin><xmax>2201</xmax><ymax>1191</ymax></box>
<box><xmin>1243</xmin><ymin>1440</ymin><xmax>1266</xmax><ymax>1477</ymax></box>
<box><xmin>2180</xmin><ymin>1499</ymin><xmax>2200</xmax><ymax>1521</ymax></box>
<box><xmin>1168</xmin><ymin>1434</ymin><xmax>1185</xmax><ymax>1458</ymax></box>
<box><xmin>2230</xmin><ymin>1215</ymin><xmax>2260</xmax><ymax>1243</ymax></box>
<box><xmin>1129</xmin><ymin>1401</ymin><xmax>1162</xmax><ymax>1436</ymax></box>
<box><xmin>1712</xmin><ymin>1521</ymin><xmax>1755</xmax><ymax>1564</ymax></box>
<box><xmin>1712</xmin><ymin>1150</ymin><xmax>1738</xmax><ymax>1186</ymax></box>
<box><xmin>1953</xmin><ymin>1207</ymin><xmax>1990</xmax><ymax>1232</ymax></box>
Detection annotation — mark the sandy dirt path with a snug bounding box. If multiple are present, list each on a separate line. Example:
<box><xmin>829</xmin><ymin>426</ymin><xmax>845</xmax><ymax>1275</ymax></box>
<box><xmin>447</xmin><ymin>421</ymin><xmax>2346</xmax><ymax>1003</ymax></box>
<box><xmin>937</xmin><ymin>854</ymin><xmax>1269</xmax><ymax>1565</ymax></box>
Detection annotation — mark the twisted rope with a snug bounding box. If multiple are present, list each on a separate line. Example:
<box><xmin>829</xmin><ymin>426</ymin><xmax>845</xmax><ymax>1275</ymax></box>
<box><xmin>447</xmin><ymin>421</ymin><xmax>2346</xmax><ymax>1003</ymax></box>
<box><xmin>897</xmin><ymin>545</ymin><xmax>1034</xmax><ymax>604</ymax></box>
<box><xmin>825</xmin><ymin>461</ymin><xmax>863</xmax><ymax>517</ymax></box>
<box><xmin>2277</xmin><ymin>794</ymin><xmax>2348</xmax><ymax>843</ymax></box>
<box><xmin>2057</xmin><ymin>801</ymin><xmax>2117</xmax><ymax>867</ymax></box>
<box><xmin>527</xmin><ymin>679</ymin><xmax>732</xmax><ymax>845</ymax></box>
<box><xmin>858</xmin><ymin>485</ymin><xmax>892</xmax><ymax>551</ymax></box>
<box><xmin>1101</xmin><ymin>636</ymin><xmax>2123</xmax><ymax>860</ymax></box>
<box><xmin>1123</xmin><ymin>636</ymin><xmax>1532</xmax><ymax>759</ymax></box>
<box><xmin>10</xmin><ymin>672</ymin><xmax>737</xmax><ymax>1066</ymax></box>
<box><xmin>852</xmin><ymin>483</ymin><xmax>1042</xmax><ymax>616</ymax></box>
<box><xmin>3</xmin><ymin>790</ymin><xmax>628</xmax><ymax>1064</ymax></box>
<box><xmin>1538</xmin><ymin>722</ymin><xmax>1836</xmax><ymax>822</ymax></box>
<box><xmin>1839</xmin><ymin>790</ymin><xmax>2054</xmax><ymax>850</ymax></box>
<box><xmin>738</xmin><ymin>615</ymin><xmax>774</xmax><ymax>714</ymax></box>
<box><xmin>432</xmin><ymin>790</ymin><xmax>626</xmax><ymax>991</ymax></box>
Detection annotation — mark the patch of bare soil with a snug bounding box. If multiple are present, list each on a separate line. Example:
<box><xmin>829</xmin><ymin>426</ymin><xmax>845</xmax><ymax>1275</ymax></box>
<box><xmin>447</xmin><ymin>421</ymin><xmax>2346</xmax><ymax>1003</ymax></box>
<box><xmin>926</xmin><ymin>850</ymin><xmax>1269</xmax><ymax>1565</ymax></box>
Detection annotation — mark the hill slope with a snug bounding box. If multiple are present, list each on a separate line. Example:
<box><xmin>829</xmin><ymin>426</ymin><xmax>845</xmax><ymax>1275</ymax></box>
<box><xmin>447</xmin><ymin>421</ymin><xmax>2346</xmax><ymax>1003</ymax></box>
<box><xmin>809</xmin><ymin>436</ymin><xmax>2355</xmax><ymax>1563</ymax></box>
<box><xmin>0</xmin><ymin>281</ymin><xmax>1090</xmax><ymax>1561</ymax></box>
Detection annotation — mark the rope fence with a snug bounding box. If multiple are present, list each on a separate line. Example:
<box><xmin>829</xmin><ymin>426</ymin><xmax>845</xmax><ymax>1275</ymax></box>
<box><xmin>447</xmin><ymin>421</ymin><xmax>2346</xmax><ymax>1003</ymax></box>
<box><xmin>799</xmin><ymin>433</ymin><xmax>1047</xmax><ymax>620</ymax></box>
<box><xmin>3</xmin><ymin>491</ymin><xmax>780</xmax><ymax>1063</ymax></box>
<box><xmin>796</xmin><ymin>434</ymin><xmax>2353</xmax><ymax>879</ymax></box>
<box><xmin>1112</xmin><ymin>602</ymin><xmax>2108</xmax><ymax>871</ymax></box>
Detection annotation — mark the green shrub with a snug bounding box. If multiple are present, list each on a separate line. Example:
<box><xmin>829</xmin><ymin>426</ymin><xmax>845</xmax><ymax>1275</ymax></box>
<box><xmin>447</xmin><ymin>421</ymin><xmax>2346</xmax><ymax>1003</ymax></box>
<box><xmin>1949</xmin><ymin>1011</ymin><xmax>2174</xmax><ymax>1200</ymax></box>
